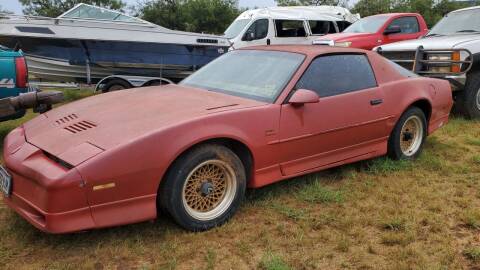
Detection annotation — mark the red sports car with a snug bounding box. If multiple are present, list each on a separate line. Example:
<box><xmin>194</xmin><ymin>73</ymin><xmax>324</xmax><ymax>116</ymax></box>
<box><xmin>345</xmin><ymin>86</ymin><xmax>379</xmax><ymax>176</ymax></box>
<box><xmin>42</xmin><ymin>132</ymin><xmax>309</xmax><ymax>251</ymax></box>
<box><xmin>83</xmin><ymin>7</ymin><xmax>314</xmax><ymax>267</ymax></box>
<box><xmin>1</xmin><ymin>46</ymin><xmax>452</xmax><ymax>233</ymax></box>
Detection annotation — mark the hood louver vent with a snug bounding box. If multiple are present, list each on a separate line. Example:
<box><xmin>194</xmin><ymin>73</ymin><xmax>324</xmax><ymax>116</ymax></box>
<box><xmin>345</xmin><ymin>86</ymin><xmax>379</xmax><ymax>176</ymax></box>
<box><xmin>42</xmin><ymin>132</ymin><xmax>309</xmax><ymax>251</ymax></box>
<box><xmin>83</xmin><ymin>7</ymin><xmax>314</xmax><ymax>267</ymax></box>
<box><xmin>55</xmin><ymin>114</ymin><xmax>78</xmax><ymax>125</ymax></box>
<box><xmin>64</xmin><ymin>121</ymin><xmax>97</xmax><ymax>134</ymax></box>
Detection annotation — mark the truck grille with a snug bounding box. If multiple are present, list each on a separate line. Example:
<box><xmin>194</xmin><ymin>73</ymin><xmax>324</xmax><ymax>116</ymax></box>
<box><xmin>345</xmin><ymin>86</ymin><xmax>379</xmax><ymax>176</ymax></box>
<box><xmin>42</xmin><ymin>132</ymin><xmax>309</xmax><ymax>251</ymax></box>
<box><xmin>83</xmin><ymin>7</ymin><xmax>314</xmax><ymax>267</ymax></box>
<box><xmin>380</xmin><ymin>51</ymin><xmax>416</xmax><ymax>71</ymax></box>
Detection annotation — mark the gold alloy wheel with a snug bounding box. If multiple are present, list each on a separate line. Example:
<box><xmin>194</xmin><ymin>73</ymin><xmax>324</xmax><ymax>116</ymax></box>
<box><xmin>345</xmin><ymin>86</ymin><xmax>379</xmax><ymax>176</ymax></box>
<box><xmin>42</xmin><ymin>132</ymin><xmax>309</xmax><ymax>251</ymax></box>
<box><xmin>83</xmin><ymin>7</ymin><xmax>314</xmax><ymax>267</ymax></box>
<box><xmin>182</xmin><ymin>160</ymin><xmax>236</xmax><ymax>221</ymax></box>
<box><xmin>400</xmin><ymin>115</ymin><xmax>424</xmax><ymax>157</ymax></box>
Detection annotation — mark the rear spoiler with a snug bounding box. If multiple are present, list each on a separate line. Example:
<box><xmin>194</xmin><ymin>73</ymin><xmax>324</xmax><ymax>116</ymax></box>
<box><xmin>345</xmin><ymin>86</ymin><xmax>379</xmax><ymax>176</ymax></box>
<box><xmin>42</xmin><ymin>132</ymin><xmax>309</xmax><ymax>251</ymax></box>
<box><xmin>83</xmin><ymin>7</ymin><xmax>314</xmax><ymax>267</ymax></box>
<box><xmin>378</xmin><ymin>46</ymin><xmax>474</xmax><ymax>76</ymax></box>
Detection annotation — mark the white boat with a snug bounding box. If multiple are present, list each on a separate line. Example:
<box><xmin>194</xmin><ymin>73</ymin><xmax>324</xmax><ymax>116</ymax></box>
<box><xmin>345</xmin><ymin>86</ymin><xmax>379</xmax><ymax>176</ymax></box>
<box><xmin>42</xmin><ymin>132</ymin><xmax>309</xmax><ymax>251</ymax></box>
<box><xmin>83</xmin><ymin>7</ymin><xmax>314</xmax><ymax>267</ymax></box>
<box><xmin>0</xmin><ymin>4</ymin><xmax>230</xmax><ymax>83</ymax></box>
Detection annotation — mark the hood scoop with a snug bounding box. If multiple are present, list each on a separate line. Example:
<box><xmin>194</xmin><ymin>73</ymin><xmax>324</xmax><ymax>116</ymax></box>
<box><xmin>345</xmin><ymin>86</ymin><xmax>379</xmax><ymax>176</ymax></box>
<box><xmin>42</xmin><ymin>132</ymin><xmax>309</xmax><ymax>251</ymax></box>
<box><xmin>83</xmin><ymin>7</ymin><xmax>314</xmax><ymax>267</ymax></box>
<box><xmin>64</xmin><ymin>120</ymin><xmax>97</xmax><ymax>134</ymax></box>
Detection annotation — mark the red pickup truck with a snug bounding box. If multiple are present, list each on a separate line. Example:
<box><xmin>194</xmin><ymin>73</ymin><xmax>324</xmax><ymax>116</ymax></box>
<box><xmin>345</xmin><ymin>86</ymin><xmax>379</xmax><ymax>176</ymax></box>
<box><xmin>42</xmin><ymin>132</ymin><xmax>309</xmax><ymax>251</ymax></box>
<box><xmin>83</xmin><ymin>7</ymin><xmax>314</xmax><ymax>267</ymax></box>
<box><xmin>313</xmin><ymin>13</ymin><xmax>428</xmax><ymax>50</ymax></box>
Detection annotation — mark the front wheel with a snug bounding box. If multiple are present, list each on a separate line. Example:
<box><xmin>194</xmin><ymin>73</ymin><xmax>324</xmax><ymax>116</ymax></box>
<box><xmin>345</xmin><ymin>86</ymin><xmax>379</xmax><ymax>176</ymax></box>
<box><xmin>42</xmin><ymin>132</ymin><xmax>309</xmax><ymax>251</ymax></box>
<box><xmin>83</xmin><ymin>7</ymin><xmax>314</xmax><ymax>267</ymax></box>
<box><xmin>159</xmin><ymin>144</ymin><xmax>246</xmax><ymax>231</ymax></box>
<box><xmin>457</xmin><ymin>71</ymin><xmax>480</xmax><ymax>119</ymax></box>
<box><xmin>388</xmin><ymin>107</ymin><xmax>427</xmax><ymax>160</ymax></box>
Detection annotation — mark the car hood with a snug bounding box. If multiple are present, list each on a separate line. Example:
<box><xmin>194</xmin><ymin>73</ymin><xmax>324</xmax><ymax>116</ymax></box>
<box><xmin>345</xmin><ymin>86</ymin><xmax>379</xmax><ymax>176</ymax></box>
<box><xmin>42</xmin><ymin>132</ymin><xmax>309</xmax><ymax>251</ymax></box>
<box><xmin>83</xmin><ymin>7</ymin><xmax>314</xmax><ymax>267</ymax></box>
<box><xmin>316</xmin><ymin>32</ymin><xmax>374</xmax><ymax>42</ymax></box>
<box><xmin>376</xmin><ymin>34</ymin><xmax>480</xmax><ymax>50</ymax></box>
<box><xmin>23</xmin><ymin>84</ymin><xmax>265</xmax><ymax>166</ymax></box>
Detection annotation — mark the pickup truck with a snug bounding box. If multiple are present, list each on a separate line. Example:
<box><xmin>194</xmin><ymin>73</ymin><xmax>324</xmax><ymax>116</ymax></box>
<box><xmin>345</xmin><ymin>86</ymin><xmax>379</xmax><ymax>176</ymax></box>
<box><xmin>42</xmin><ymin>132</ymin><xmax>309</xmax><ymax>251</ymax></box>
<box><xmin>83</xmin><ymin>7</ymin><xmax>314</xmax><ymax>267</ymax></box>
<box><xmin>0</xmin><ymin>46</ymin><xmax>63</xmax><ymax>121</ymax></box>
<box><xmin>375</xmin><ymin>6</ymin><xmax>480</xmax><ymax>119</ymax></box>
<box><xmin>313</xmin><ymin>13</ymin><xmax>428</xmax><ymax>50</ymax></box>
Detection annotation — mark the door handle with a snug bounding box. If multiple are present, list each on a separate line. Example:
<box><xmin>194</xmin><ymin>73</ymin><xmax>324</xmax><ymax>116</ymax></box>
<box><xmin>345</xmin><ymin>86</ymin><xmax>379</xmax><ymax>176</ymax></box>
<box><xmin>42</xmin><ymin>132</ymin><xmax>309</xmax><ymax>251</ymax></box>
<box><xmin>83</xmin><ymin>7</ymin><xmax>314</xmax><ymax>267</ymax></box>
<box><xmin>370</xmin><ymin>99</ymin><xmax>383</xmax><ymax>106</ymax></box>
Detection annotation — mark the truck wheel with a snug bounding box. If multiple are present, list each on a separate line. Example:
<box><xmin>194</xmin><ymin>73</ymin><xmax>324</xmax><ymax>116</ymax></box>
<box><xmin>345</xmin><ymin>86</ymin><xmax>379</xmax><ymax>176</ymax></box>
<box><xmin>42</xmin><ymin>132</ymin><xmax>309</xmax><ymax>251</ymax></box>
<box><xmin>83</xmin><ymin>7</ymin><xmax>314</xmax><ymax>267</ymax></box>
<box><xmin>103</xmin><ymin>79</ymin><xmax>131</xmax><ymax>93</ymax></box>
<box><xmin>159</xmin><ymin>144</ymin><xmax>246</xmax><ymax>231</ymax></box>
<box><xmin>388</xmin><ymin>107</ymin><xmax>427</xmax><ymax>160</ymax></box>
<box><xmin>457</xmin><ymin>71</ymin><xmax>480</xmax><ymax>119</ymax></box>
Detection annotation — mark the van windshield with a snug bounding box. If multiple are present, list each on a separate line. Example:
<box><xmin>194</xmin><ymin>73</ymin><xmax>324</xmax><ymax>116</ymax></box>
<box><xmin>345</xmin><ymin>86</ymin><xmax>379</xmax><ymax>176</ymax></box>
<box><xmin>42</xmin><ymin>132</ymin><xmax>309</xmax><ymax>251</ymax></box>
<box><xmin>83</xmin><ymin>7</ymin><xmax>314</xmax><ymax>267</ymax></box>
<box><xmin>224</xmin><ymin>19</ymin><xmax>251</xmax><ymax>39</ymax></box>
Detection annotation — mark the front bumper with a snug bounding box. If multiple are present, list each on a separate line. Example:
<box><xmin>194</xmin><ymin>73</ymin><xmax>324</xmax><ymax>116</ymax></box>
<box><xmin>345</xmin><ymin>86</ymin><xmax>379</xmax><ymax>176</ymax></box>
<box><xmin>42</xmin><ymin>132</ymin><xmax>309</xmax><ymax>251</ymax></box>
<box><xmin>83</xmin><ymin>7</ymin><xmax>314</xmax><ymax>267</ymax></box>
<box><xmin>2</xmin><ymin>126</ymin><xmax>95</xmax><ymax>233</ymax></box>
<box><xmin>378</xmin><ymin>47</ymin><xmax>473</xmax><ymax>90</ymax></box>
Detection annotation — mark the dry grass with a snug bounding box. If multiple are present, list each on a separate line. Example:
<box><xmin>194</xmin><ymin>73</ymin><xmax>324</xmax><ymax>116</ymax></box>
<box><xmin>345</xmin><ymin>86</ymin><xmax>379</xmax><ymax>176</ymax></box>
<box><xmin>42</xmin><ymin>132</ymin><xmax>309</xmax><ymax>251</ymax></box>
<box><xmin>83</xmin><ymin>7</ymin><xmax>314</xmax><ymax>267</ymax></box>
<box><xmin>0</xmin><ymin>93</ymin><xmax>479</xmax><ymax>269</ymax></box>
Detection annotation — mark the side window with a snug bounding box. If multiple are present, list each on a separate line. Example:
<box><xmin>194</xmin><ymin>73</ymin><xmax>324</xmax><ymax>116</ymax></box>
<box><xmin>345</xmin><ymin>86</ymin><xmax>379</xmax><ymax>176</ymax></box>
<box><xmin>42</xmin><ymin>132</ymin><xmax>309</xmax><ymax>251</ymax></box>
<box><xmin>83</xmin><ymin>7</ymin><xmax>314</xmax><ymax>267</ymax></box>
<box><xmin>386</xmin><ymin>17</ymin><xmax>419</xmax><ymax>34</ymax></box>
<box><xmin>295</xmin><ymin>54</ymin><xmax>377</xmax><ymax>97</ymax></box>
<box><xmin>309</xmin><ymin>20</ymin><xmax>336</xmax><ymax>35</ymax></box>
<box><xmin>275</xmin><ymin>20</ymin><xmax>307</xmax><ymax>37</ymax></box>
<box><xmin>242</xmin><ymin>19</ymin><xmax>269</xmax><ymax>41</ymax></box>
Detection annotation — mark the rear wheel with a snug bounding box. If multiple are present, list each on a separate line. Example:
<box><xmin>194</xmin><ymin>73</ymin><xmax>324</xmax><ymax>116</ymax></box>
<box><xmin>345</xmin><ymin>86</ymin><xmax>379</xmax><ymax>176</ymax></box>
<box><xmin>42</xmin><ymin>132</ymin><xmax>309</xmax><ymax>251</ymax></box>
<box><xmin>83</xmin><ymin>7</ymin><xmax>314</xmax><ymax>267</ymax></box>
<box><xmin>159</xmin><ymin>144</ymin><xmax>246</xmax><ymax>231</ymax></box>
<box><xmin>388</xmin><ymin>107</ymin><xmax>427</xmax><ymax>160</ymax></box>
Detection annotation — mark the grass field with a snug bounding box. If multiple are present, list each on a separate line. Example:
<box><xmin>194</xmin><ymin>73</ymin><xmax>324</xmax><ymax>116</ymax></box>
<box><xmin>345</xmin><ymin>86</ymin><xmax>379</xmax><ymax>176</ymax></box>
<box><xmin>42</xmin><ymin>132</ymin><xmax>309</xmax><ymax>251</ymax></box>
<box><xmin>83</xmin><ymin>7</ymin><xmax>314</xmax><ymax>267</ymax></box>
<box><xmin>0</xmin><ymin>90</ymin><xmax>479</xmax><ymax>269</ymax></box>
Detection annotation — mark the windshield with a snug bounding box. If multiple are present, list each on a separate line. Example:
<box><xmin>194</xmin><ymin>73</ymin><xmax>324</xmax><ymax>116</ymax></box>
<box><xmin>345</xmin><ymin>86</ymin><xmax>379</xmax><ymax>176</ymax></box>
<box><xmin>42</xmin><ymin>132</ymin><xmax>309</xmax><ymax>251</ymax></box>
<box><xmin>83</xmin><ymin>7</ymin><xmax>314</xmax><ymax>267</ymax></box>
<box><xmin>428</xmin><ymin>9</ymin><xmax>480</xmax><ymax>36</ymax></box>
<box><xmin>343</xmin><ymin>15</ymin><xmax>389</xmax><ymax>33</ymax></box>
<box><xmin>224</xmin><ymin>19</ymin><xmax>251</xmax><ymax>39</ymax></box>
<box><xmin>181</xmin><ymin>50</ymin><xmax>305</xmax><ymax>102</ymax></box>
<box><xmin>60</xmin><ymin>4</ymin><xmax>146</xmax><ymax>24</ymax></box>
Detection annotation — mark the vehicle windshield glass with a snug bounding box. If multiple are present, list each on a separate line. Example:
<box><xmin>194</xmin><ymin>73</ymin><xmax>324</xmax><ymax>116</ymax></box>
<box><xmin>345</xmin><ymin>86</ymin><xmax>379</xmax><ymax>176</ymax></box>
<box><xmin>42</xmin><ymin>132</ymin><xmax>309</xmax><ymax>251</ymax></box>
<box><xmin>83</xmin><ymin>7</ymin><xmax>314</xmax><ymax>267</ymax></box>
<box><xmin>343</xmin><ymin>15</ymin><xmax>389</xmax><ymax>33</ymax></box>
<box><xmin>224</xmin><ymin>19</ymin><xmax>251</xmax><ymax>38</ymax></box>
<box><xmin>428</xmin><ymin>9</ymin><xmax>480</xmax><ymax>36</ymax></box>
<box><xmin>181</xmin><ymin>50</ymin><xmax>305</xmax><ymax>103</ymax></box>
<box><xmin>60</xmin><ymin>4</ymin><xmax>146</xmax><ymax>24</ymax></box>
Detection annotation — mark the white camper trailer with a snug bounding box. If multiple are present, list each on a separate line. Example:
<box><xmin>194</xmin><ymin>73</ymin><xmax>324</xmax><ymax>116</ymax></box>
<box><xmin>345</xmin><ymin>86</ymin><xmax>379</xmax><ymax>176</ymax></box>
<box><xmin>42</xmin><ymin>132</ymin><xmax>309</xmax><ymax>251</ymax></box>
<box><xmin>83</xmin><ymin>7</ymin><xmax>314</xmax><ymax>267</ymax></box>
<box><xmin>224</xmin><ymin>6</ymin><xmax>360</xmax><ymax>49</ymax></box>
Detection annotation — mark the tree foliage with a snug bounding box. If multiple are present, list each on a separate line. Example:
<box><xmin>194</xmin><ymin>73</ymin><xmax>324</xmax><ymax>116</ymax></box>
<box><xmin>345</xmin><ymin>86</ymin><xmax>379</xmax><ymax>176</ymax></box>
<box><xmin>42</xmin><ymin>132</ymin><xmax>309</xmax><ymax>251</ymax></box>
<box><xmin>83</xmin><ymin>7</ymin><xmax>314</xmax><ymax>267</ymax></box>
<box><xmin>351</xmin><ymin>0</ymin><xmax>479</xmax><ymax>27</ymax></box>
<box><xmin>137</xmin><ymin>0</ymin><xmax>241</xmax><ymax>34</ymax></box>
<box><xmin>19</xmin><ymin>0</ymin><xmax>126</xmax><ymax>17</ymax></box>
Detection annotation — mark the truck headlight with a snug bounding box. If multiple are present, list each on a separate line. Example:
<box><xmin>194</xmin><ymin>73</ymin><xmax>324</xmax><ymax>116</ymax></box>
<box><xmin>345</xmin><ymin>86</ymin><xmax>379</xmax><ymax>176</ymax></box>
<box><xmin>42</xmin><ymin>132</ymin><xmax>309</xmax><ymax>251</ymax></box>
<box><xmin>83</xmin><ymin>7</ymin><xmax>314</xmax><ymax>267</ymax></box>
<box><xmin>427</xmin><ymin>54</ymin><xmax>451</xmax><ymax>60</ymax></box>
<box><xmin>426</xmin><ymin>51</ymin><xmax>461</xmax><ymax>73</ymax></box>
<box><xmin>334</xmin><ymin>41</ymin><xmax>352</xmax><ymax>47</ymax></box>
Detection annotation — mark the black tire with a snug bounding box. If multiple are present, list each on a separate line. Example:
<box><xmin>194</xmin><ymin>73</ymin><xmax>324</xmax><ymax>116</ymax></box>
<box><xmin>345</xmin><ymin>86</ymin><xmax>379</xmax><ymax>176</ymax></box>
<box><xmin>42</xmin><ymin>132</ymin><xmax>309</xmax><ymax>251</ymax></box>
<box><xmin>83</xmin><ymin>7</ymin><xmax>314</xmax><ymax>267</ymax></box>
<box><xmin>456</xmin><ymin>71</ymin><xmax>480</xmax><ymax>119</ymax></box>
<box><xmin>388</xmin><ymin>107</ymin><xmax>427</xmax><ymax>160</ymax></box>
<box><xmin>102</xmin><ymin>79</ymin><xmax>131</xmax><ymax>93</ymax></box>
<box><xmin>159</xmin><ymin>144</ymin><xmax>246</xmax><ymax>231</ymax></box>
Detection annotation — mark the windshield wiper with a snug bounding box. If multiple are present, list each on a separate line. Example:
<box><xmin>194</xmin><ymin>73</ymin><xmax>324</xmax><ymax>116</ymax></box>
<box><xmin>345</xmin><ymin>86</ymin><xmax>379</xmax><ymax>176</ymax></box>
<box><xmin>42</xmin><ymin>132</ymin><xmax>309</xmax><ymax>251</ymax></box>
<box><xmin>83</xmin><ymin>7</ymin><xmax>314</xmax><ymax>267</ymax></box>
<box><xmin>456</xmin><ymin>29</ymin><xmax>480</xmax><ymax>33</ymax></box>
<box><xmin>424</xmin><ymin>33</ymin><xmax>444</xmax><ymax>37</ymax></box>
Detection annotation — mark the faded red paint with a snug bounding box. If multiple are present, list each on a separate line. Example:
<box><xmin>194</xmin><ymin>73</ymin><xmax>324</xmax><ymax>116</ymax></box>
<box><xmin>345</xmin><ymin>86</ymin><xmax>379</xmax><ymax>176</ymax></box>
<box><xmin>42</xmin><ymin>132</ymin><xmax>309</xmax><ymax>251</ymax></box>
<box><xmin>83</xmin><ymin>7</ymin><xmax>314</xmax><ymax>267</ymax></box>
<box><xmin>2</xmin><ymin>46</ymin><xmax>452</xmax><ymax>233</ymax></box>
<box><xmin>318</xmin><ymin>13</ymin><xmax>428</xmax><ymax>50</ymax></box>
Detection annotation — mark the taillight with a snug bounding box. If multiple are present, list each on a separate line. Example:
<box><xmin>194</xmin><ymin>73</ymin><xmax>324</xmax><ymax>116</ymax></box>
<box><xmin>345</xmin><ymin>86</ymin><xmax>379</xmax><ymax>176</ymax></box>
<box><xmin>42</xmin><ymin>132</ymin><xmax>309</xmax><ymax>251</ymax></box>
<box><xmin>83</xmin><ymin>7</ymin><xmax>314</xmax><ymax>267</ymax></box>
<box><xmin>15</xmin><ymin>57</ymin><xmax>28</xmax><ymax>88</ymax></box>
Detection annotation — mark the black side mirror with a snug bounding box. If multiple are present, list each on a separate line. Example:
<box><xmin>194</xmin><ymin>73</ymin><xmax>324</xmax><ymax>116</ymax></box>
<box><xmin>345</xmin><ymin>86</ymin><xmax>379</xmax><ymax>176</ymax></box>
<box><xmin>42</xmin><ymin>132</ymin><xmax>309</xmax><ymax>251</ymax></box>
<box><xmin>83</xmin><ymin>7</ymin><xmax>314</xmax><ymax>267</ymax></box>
<box><xmin>384</xmin><ymin>26</ymin><xmax>402</xmax><ymax>35</ymax></box>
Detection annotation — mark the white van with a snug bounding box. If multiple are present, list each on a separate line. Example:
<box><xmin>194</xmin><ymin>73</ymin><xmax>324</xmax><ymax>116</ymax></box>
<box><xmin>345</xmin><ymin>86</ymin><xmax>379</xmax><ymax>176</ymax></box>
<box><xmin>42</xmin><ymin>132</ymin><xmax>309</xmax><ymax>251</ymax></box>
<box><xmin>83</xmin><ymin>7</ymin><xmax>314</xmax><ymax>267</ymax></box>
<box><xmin>224</xmin><ymin>6</ymin><xmax>360</xmax><ymax>49</ymax></box>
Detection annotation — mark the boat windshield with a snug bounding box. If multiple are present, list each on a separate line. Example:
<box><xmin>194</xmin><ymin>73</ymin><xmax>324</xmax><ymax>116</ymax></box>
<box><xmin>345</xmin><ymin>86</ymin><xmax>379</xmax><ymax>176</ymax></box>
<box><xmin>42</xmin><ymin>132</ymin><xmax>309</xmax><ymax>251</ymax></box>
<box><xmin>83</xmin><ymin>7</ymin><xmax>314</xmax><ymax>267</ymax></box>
<box><xmin>181</xmin><ymin>50</ymin><xmax>305</xmax><ymax>103</ymax></box>
<box><xmin>224</xmin><ymin>19</ymin><xmax>251</xmax><ymax>39</ymax></box>
<box><xmin>59</xmin><ymin>4</ymin><xmax>147</xmax><ymax>24</ymax></box>
<box><xmin>343</xmin><ymin>15</ymin><xmax>389</xmax><ymax>33</ymax></box>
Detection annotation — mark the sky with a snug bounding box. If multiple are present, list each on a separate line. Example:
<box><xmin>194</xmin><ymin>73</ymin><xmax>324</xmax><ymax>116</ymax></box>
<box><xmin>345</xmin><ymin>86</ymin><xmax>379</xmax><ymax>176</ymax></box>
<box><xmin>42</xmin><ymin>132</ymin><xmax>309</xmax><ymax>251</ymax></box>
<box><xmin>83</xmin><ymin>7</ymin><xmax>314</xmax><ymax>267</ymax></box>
<box><xmin>1</xmin><ymin>0</ymin><xmax>277</xmax><ymax>14</ymax></box>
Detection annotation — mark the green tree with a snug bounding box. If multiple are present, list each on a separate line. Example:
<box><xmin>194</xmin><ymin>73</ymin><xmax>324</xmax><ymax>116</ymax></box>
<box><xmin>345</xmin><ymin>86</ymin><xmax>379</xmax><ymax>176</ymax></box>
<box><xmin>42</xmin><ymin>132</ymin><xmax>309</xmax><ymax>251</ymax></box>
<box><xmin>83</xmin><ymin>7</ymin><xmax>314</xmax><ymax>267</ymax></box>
<box><xmin>137</xmin><ymin>0</ymin><xmax>241</xmax><ymax>34</ymax></box>
<box><xmin>19</xmin><ymin>0</ymin><xmax>126</xmax><ymax>17</ymax></box>
<box><xmin>183</xmin><ymin>0</ymin><xmax>240</xmax><ymax>33</ymax></box>
<box><xmin>139</xmin><ymin>0</ymin><xmax>185</xmax><ymax>31</ymax></box>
